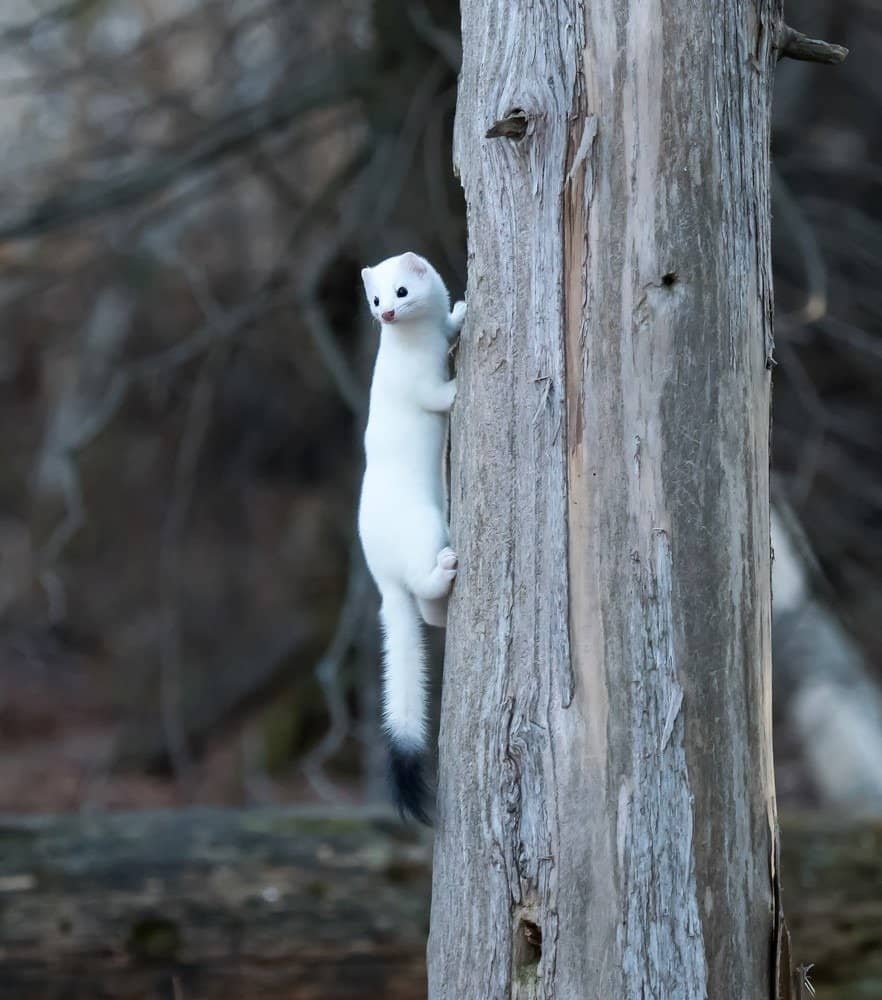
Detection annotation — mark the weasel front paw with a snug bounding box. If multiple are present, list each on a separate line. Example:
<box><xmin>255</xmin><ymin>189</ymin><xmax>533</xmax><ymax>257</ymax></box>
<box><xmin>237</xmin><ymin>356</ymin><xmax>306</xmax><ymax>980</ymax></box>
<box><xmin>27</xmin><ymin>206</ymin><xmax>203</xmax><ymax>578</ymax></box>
<box><xmin>448</xmin><ymin>301</ymin><xmax>466</xmax><ymax>335</ymax></box>
<box><xmin>437</xmin><ymin>546</ymin><xmax>458</xmax><ymax>581</ymax></box>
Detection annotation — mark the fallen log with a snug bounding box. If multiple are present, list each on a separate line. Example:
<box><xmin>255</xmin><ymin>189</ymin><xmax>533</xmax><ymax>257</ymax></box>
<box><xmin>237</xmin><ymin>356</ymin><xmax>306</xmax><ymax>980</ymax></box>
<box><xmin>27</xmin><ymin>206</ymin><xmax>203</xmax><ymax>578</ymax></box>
<box><xmin>0</xmin><ymin>807</ymin><xmax>430</xmax><ymax>1000</ymax></box>
<box><xmin>0</xmin><ymin>807</ymin><xmax>878</xmax><ymax>999</ymax></box>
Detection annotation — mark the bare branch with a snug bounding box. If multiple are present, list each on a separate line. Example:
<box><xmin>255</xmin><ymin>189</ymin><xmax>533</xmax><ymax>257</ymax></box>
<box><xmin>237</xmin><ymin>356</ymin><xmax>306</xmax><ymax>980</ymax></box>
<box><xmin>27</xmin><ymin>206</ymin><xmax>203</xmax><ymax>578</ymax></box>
<box><xmin>778</xmin><ymin>26</ymin><xmax>848</xmax><ymax>65</ymax></box>
<box><xmin>0</xmin><ymin>0</ymin><xmax>287</xmax><ymax>89</ymax></box>
<box><xmin>34</xmin><ymin>287</ymin><xmax>136</xmax><ymax>607</ymax></box>
<box><xmin>409</xmin><ymin>1</ymin><xmax>462</xmax><ymax>71</ymax></box>
<box><xmin>0</xmin><ymin>0</ymin><xmax>103</xmax><ymax>48</ymax></box>
<box><xmin>157</xmin><ymin>334</ymin><xmax>233</xmax><ymax>790</ymax></box>
<box><xmin>154</xmin><ymin>256</ymin><xmax>257</xmax><ymax>791</ymax></box>
<box><xmin>302</xmin><ymin>544</ymin><xmax>373</xmax><ymax>802</ymax></box>
<box><xmin>818</xmin><ymin>315</ymin><xmax>882</xmax><ymax>363</ymax></box>
<box><xmin>776</xmin><ymin>340</ymin><xmax>827</xmax><ymax>504</ymax></box>
<box><xmin>422</xmin><ymin>85</ymin><xmax>465</xmax><ymax>278</ymax></box>
<box><xmin>772</xmin><ymin>168</ymin><xmax>827</xmax><ymax>331</ymax></box>
<box><xmin>0</xmin><ymin>56</ymin><xmax>371</xmax><ymax>243</ymax></box>
<box><xmin>370</xmin><ymin>57</ymin><xmax>449</xmax><ymax>229</ymax></box>
<box><xmin>485</xmin><ymin>110</ymin><xmax>528</xmax><ymax>140</ymax></box>
<box><xmin>301</xmin><ymin>298</ymin><xmax>367</xmax><ymax>416</ymax></box>
<box><xmin>291</xmin><ymin>140</ymin><xmax>397</xmax><ymax>416</ymax></box>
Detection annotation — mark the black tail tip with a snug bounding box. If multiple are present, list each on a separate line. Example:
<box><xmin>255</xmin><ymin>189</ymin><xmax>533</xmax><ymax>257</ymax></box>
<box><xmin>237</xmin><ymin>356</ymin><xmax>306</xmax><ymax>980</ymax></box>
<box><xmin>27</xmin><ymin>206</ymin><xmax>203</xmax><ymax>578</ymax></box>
<box><xmin>388</xmin><ymin>741</ymin><xmax>432</xmax><ymax>826</ymax></box>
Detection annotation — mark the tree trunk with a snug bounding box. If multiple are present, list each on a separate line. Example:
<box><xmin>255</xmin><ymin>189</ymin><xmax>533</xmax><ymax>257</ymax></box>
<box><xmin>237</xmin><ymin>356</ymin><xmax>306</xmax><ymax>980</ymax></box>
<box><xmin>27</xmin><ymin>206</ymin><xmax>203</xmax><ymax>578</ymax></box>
<box><xmin>430</xmin><ymin>1</ymin><xmax>780</xmax><ymax>997</ymax></box>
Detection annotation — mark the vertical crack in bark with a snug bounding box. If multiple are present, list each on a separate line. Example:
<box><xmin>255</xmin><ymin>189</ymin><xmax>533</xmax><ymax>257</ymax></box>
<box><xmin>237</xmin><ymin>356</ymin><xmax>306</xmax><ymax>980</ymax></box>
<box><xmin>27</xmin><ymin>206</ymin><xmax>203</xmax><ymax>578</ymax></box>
<box><xmin>618</xmin><ymin>530</ymin><xmax>708</xmax><ymax>998</ymax></box>
<box><xmin>562</xmin><ymin>20</ymin><xmax>594</xmax><ymax>714</ymax></box>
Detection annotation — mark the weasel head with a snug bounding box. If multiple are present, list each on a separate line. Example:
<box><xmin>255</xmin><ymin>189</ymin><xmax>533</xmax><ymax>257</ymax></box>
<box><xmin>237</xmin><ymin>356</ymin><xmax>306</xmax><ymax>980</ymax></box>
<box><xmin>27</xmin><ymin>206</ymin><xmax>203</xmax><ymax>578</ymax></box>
<box><xmin>361</xmin><ymin>251</ymin><xmax>449</xmax><ymax>326</ymax></box>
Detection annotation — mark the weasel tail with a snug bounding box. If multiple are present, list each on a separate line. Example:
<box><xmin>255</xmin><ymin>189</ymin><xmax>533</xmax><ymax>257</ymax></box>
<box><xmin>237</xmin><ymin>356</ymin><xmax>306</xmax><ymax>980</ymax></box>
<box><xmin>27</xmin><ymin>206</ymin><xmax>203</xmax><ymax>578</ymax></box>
<box><xmin>357</xmin><ymin>251</ymin><xmax>465</xmax><ymax>823</ymax></box>
<box><xmin>380</xmin><ymin>586</ymin><xmax>430</xmax><ymax>824</ymax></box>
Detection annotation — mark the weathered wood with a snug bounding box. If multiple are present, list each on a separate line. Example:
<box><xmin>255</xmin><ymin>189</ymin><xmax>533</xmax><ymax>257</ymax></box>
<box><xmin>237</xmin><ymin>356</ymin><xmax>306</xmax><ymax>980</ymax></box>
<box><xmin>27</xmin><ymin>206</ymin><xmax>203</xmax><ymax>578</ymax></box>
<box><xmin>0</xmin><ymin>808</ymin><xmax>876</xmax><ymax>998</ymax></box>
<box><xmin>778</xmin><ymin>26</ymin><xmax>848</xmax><ymax>65</ymax></box>
<box><xmin>0</xmin><ymin>807</ymin><xmax>430</xmax><ymax>1000</ymax></box>
<box><xmin>432</xmin><ymin>0</ymin><xmax>781</xmax><ymax>996</ymax></box>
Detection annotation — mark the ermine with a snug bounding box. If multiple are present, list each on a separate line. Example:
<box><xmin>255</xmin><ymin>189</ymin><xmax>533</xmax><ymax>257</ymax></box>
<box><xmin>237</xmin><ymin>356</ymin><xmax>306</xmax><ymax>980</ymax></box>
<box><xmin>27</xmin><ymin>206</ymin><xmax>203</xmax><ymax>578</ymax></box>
<box><xmin>359</xmin><ymin>251</ymin><xmax>465</xmax><ymax>823</ymax></box>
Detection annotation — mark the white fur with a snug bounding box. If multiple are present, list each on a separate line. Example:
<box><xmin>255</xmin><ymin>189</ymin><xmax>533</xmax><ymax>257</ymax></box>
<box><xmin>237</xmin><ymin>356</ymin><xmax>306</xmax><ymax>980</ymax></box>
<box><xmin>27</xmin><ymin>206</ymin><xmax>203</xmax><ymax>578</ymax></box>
<box><xmin>358</xmin><ymin>252</ymin><xmax>465</xmax><ymax>748</ymax></box>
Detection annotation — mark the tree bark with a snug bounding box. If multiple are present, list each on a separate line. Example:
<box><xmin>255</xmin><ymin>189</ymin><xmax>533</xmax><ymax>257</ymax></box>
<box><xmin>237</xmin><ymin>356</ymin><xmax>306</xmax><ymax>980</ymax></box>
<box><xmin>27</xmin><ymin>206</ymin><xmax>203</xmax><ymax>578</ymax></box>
<box><xmin>430</xmin><ymin>1</ymin><xmax>781</xmax><ymax>997</ymax></box>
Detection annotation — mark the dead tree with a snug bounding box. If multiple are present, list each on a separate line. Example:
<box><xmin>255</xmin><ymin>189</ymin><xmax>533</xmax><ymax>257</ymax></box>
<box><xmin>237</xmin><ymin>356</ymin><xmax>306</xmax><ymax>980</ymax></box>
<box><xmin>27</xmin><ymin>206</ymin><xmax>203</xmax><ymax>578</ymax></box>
<box><xmin>430</xmin><ymin>3</ymin><xmax>844</xmax><ymax>997</ymax></box>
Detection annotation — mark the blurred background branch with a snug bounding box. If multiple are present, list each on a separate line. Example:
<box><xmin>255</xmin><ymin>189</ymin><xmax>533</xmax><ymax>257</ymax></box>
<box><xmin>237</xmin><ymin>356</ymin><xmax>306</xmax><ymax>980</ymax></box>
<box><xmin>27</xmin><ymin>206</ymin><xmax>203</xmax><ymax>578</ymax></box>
<box><xmin>0</xmin><ymin>0</ymin><xmax>464</xmax><ymax>816</ymax></box>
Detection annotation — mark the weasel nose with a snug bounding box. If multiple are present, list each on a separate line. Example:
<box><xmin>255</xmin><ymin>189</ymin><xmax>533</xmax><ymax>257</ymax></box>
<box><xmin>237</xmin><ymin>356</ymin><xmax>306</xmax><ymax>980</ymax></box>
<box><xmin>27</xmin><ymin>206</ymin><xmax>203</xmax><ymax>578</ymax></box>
<box><xmin>381</xmin><ymin>309</ymin><xmax>395</xmax><ymax>322</ymax></box>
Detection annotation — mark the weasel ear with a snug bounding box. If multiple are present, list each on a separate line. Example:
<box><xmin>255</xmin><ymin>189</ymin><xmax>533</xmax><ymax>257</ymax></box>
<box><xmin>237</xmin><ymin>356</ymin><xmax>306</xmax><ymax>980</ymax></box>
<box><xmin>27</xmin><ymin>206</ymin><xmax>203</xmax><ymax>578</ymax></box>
<box><xmin>360</xmin><ymin>267</ymin><xmax>372</xmax><ymax>290</ymax></box>
<box><xmin>400</xmin><ymin>252</ymin><xmax>428</xmax><ymax>277</ymax></box>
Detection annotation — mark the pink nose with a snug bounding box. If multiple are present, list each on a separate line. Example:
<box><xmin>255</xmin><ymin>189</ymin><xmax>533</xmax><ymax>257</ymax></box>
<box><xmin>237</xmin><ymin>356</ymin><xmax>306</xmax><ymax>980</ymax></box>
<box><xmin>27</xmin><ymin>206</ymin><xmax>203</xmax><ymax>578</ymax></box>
<box><xmin>381</xmin><ymin>309</ymin><xmax>395</xmax><ymax>322</ymax></box>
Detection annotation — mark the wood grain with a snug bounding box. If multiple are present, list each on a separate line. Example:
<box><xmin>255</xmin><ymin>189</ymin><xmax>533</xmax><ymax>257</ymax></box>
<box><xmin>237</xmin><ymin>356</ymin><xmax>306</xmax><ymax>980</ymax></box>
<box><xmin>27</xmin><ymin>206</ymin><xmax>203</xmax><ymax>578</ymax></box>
<box><xmin>431</xmin><ymin>0</ymin><xmax>781</xmax><ymax>995</ymax></box>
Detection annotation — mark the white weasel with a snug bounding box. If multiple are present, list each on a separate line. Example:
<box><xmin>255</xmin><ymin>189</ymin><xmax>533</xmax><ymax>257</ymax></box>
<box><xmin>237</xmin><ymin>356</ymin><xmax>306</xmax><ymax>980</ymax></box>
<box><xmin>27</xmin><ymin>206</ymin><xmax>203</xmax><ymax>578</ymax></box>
<box><xmin>359</xmin><ymin>251</ymin><xmax>465</xmax><ymax>823</ymax></box>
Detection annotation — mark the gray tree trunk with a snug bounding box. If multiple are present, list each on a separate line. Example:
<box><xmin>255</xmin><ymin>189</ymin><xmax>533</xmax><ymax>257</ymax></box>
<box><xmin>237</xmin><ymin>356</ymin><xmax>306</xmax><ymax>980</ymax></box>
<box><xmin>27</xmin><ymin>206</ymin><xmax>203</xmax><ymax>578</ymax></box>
<box><xmin>430</xmin><ymin>1</ymin><xmax>781</xmax><ymax>997</ymax></box>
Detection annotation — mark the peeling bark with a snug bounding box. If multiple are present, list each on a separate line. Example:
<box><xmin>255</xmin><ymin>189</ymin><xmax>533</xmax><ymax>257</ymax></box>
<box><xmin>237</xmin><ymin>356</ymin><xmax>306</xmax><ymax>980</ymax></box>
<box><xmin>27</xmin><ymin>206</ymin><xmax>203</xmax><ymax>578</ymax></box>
<box><xmin>430</xmin><ymin>0</ymin><xmax>782</xmax><ymax>996</ymax></box>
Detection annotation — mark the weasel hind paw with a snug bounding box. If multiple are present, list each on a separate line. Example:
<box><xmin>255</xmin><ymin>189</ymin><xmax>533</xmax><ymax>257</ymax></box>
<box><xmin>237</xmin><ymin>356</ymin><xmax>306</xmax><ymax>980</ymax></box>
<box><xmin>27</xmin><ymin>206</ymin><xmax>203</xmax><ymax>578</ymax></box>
<box><xmin>445</xmin><ymin>379</ymin><xmax>457</xmax><ymax>408</ymax></box>
<box><xmin>437</xmin><ymin>547</ymin><xmax>458</xmax><ymax>574</ymax></box>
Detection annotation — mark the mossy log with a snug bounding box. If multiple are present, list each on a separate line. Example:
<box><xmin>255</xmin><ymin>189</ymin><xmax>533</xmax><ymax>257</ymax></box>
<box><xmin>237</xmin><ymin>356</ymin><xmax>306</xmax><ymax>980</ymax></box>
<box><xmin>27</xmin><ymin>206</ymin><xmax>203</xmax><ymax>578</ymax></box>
<box><xmin>0</xmin><ymin>807</ymin><xmax>430</xmax><ymax>1000</ymax></box>
<box><xmin>0</xmin><ymin>808</ymin><xmax>878</xmax><ymax>999</ymax></box>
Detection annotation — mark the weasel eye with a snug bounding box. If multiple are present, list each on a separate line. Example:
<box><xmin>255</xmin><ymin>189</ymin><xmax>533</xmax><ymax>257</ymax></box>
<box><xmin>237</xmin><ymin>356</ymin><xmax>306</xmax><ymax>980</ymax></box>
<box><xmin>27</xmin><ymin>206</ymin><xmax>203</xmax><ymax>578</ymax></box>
<box><xmin>372</xmin><ymin>296</ymin><xmax>379</xmax><ymax>307</ymax></box>
<box><xmin>396</xmin><ymin>286</ymin><xmax>408</xmax><ymax>298</ymax></box>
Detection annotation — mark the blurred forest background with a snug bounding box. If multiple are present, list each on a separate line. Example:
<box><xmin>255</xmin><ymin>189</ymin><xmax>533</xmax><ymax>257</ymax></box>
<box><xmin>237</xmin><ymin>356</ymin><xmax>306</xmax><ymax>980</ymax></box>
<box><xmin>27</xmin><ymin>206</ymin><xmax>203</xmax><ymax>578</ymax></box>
<box><xmin>0</xmin><ymin>0</ymin><xmax>879</xmax><ymax>823</ymax></box>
